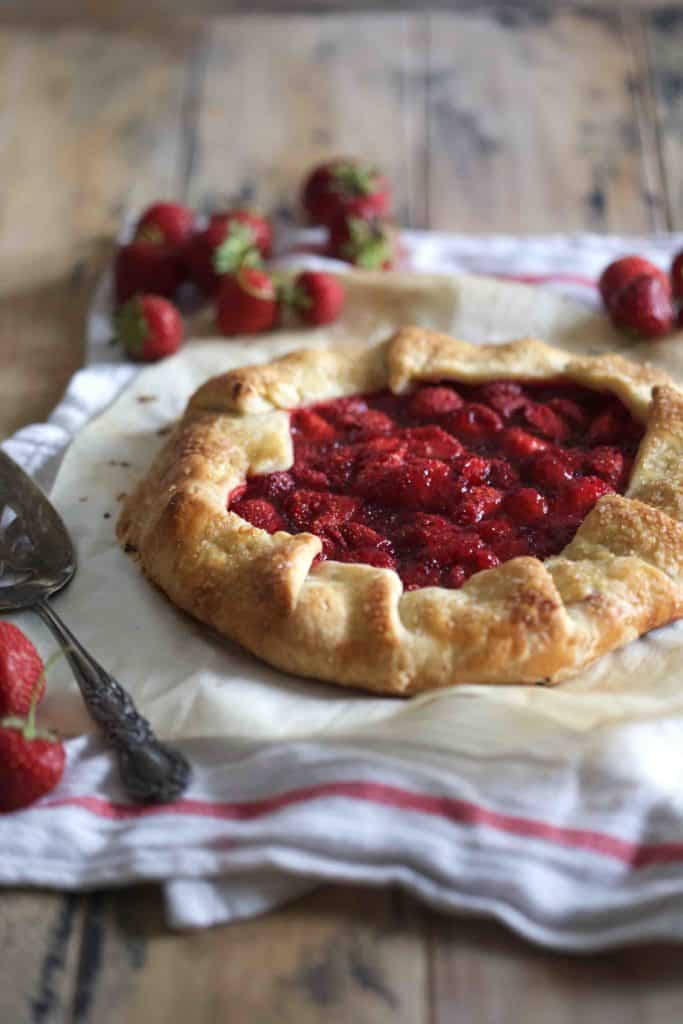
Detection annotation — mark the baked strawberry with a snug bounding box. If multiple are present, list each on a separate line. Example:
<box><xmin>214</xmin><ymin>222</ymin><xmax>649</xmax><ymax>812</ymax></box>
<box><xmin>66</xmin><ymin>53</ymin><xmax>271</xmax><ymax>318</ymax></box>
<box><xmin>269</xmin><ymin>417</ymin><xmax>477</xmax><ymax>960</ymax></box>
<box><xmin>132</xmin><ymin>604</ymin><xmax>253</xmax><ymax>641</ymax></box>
<box><xmin>599</xmin><ymin>256</ymin><xmax>670</xmax><ymax>309</ymax></box>
<box><xmin>408</xmin><ymin>385</ymin><xmax>464</xmax><ymax>420</ymax></box>
<box><xmin>609</xmin><ymin>274</ymin><xmax>674</xmax><ymax>338</ymax></box>
<box><xmin>288</xmin><ymin>271</ymin><xmax>345</xmax><ymax>326</ymax></box>
<box><xmin>503</xmin><ymin>488</ymin><xmax>549</xmax><ymax>525</ymax></box>
<box><xmin>134</xmin><ymin>201</ymin><xmax>195</xmax><ymax>246</ymax></box>
<box><xmin>399</xmin><ymin>426</ymin><xmax>463</xmax><ymax>460</ymax></box>
<box><xmin>215</xmin><ymin>268</ymin><xmax>279</xmax><ymax>336</ymax></box>
<box><xmin>302</xmin><ymin>158</ymin><xmax>391</xmax><ymax>226</ymax></box>
<box><xmin>583</xmin><ymin>447</ymin><xmax>625</xmax><ymax>487</ymax></box>
<box><xmin>530</xmin><ymin>452</ymin><xmax>575</xmax><ymax>490</ymax></box>
<box><xmin>328</xmin><ymin>213</ymin><xmax>398</xmax><ymax>270</ymax></box>
<box><xmin>521</xmin><ymin>403</ymin><xmax>569</xmax><ymax>441</ymax></box>
<box><xmin>468</xmin><ymin>548</ymin><xmax>501</xmax><ymax>572</ymax></box>
<box><xmin>0</xmin><ymin>624</ymin><xmax>45</xmax><ymax>718</ymax></box>
<box><xmin>454</xmin><ymin>454</ymin><xmax>491</xmax><ymax>485</ymax></box>
<box><xmin>477</xmin><ymin>380</ymin><xmax>526</xmax><ymax>418</ymax></box>
<box><xmin>231</xmin><ymin>498</ymin><xmax>285</xmax><ymax>533</ymax></box>
<box><xmin>0</xmin><ymin>651</ymin><xmax>64</xmax><ymax>813</ymax></box>
<box><xmin>502</xmin><ymin>427</ymin><xmax>549</xmax><ymax>459</ymax></box>
<box><xmin>114</xmin><ymin>240</ymin><xmax>184</xmax><ymax>305</ymax></box>
<box><xmin>447</xmin><ymin>404</ymin><xmax>503</xmax><ymax>443</ymax></box>
<box><xmin>453</xmin><ymin>485</ymin><xmax>503</xmax><ymax>525</ymax></box>
<box><xmin>291</xmin><ymin>408</ymin><xmax>337</xmax><ymax>442</ymax></box>
<box><xmin>116</xmin><ymin>295</ymin><xmax>184</xmax><ymax>362</ymax></box>
<box><xmin>555</xmin><ymin>476</ymin><xmax>612</xmax><ymax>519</ymax></box>
<box><xmin>185</xmin><ymin>210</ymin><xmax>272</xmax><ymax>295</ymax></box>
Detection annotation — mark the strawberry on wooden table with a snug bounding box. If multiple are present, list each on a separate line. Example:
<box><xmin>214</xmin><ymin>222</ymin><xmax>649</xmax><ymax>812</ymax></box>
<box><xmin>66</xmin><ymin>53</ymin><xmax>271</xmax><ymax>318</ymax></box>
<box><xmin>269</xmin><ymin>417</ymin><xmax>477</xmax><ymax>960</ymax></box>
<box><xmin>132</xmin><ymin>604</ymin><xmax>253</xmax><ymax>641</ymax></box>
<box><xmin>185</xmin><ymin>210</ymin><xmax>272</xmax><ymax>295</ymax></box>
<box><xmin>116</xmin><ymin>294</ymin><xmax>184</xmax><ymax>362</ymax></box>
<box><xmin>287</xmin><ymin>271</ymin><xmax>345</xmax><ymax>326</ymax></box>
<box><xmin>302</xmin><ymin>158</ymin><xmax>391</xmax><ymax>226</ymax></box>
<box><xmin>328</xmin><ymin>213</ymin><xmax>398</xmax><ymax>270</ymax></box>
<box><xmin>114</xmin><ymin>239</ymin><xmax>184</xmax><ymax>305</ymax></box>
<box><xmin>0</xmin><ymin>622</ymin><xmax>45</xmax><ymax>717</ymax></box>
<box><xmin>216</xmin><ymin>267</ymin><xmax>279</xmax><ymax>335</ymax></box>
<box><xmin>134</xmin><ymin>201</ymin><xmax>195</xmax><ymax>246</ymax></box>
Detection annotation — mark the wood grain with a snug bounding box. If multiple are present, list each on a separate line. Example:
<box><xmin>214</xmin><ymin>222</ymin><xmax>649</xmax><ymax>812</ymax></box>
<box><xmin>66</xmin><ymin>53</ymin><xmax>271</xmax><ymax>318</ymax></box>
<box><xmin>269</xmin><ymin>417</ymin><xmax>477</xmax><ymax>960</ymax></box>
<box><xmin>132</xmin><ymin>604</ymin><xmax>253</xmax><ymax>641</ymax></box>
<box><xmin>429</xmin><ymin>915</ymin><xmax>683</xmax><ymax>1024</ymax></box>
<box><xmin>67</xmin><ymin>886</ymin><xmax>428</xmax><ymax>1024</ymax></box>
<box><xmin>426</xmin><ymin>6</ymin><xmax>666</xmax><ymax>232</ymax></box>
<box><xmin>187</xmin><ymin>14</ymin><xmax>427</xmax><ymax>226</ymax></box>
<box><xmin>0</xmin><ymin>17</ymin><xmax>197</xmax><ymax>439</ymax></box>
<box><xmin>0</xmin><ymin>891</ymin><xmax>85</xmax><ymax>1023</ymax></box>
<box><xmin>645</xmin><ymin>7</ymin><xmax>683</xmax><ymax>229</ymax></box>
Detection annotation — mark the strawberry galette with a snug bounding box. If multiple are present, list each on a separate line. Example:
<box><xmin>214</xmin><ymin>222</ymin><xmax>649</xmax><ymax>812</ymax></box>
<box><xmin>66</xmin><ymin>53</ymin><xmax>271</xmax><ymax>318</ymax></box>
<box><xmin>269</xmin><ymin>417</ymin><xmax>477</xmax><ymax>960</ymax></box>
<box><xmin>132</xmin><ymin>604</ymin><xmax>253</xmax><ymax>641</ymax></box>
<box><xmin>118</xmin><ymin>328</ymin><xmax>683</xmax><ymax>695</ymax></box>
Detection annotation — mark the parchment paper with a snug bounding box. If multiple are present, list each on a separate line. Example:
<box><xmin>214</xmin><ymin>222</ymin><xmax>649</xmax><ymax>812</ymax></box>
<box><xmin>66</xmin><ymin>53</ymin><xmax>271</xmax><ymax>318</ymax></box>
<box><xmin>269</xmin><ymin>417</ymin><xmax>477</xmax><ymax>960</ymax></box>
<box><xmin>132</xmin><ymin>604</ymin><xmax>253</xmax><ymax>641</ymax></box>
<box><xmin>15</xmin><ymin>271</ymin><xmax>683</xmax><ymax>774</ymax></box>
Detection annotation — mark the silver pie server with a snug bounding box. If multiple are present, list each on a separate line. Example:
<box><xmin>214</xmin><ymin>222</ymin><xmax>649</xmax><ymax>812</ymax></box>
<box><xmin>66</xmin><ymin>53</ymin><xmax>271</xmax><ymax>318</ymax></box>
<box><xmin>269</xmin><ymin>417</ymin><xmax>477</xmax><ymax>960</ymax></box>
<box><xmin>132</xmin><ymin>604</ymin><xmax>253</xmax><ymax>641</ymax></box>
<box><xmin>0</xmin><ymin>450</ymin><xmax>190</xmax><ymax>803</ymax></box>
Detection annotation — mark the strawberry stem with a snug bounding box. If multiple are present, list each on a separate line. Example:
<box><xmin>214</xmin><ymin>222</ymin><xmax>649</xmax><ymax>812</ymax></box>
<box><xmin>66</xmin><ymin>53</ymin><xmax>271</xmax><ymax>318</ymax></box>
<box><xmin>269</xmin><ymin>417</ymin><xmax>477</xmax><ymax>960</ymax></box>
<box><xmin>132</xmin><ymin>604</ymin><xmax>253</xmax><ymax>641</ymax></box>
<box><xmin>24</xmin><ymin>649</ymin><xmax>64</xmax><ymax>740</ymax></box>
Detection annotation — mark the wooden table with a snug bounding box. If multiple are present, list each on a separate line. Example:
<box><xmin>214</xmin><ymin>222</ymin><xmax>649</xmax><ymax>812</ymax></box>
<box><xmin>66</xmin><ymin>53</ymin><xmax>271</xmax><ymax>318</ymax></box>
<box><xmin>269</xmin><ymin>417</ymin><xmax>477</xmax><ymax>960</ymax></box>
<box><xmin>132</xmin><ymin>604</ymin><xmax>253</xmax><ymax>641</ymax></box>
<box><xmin>2</xmin><ymin>4</ymin><xmax>683</xmax><ymax>1021</ymax></box>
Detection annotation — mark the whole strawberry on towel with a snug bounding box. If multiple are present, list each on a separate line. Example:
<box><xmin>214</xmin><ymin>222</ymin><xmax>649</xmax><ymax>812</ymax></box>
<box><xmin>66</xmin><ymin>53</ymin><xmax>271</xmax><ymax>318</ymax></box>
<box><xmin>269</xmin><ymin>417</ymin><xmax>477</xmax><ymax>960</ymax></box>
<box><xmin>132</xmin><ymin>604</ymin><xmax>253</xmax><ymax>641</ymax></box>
<box><xmin>185</xmin><ymin>210</ymin><xmax>273</xmax><ymax>295</ymax></box>
<box><xmin>116</xmin><ymin>295</ymin><xmax>184</xmax><ymax>362</ymax></box>
<box><xmin>302</xmin><ymin>158</ymin><xmax>391</xmax><ymax>226</ymax></box>
<box><xmin>134</xmin><ymin>201</ymin><xmax>195</xmax><ymax>247</ymax></box>
<box><xmin>286</xmin><ymin>271</ymin><xmax>345</xmax><ymax>326</ymax></box>
<box><xmin>0</xmin><ymin>628</ymin><xmax>64</xmax><ymax>813</ymax></box>
<box><xmin>216</xmin><ymin>267</ymin><xmax>279</xmax><ymax>335</ymax></box>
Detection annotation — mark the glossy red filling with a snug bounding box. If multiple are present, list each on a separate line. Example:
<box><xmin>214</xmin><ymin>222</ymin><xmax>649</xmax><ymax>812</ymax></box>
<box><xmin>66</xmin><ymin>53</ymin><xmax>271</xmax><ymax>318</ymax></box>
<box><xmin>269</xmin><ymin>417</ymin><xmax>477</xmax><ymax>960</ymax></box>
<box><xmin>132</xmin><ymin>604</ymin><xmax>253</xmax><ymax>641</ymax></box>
<box><xmin>229</xmin><ymin>379</ymin><xmax>644</xmax><ymax>590</ymax></box>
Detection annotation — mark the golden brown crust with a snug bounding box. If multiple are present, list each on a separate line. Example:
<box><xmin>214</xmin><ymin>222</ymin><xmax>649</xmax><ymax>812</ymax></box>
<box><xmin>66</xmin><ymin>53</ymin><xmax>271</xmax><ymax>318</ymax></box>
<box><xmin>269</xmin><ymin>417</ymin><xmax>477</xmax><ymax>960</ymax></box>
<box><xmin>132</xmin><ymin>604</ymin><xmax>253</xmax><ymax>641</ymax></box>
<box><xmin>118</xmin><ymin>328</ymin><xmax>683</xmax><ymax>695</ymax></box>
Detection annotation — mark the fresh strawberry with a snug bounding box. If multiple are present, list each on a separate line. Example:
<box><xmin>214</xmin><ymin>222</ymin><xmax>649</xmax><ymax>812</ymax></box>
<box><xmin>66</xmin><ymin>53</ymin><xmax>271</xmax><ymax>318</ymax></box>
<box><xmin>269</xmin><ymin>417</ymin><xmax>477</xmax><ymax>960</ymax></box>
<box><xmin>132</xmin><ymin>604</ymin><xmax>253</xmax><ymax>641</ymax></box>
<box><xmin>288</xmin><ymin>271</ymin><xmax>345</xmax><ymax>326</ymax></box>
<box><xmin>0</xmin><ymin>722</ymin><xmax>65</xmax><ymax>812</ymax></box>
<box><xmin>116</xmin><ymin>295</ymin><xmax>184</xmax><ymax>362</ymax></box>
<box><xmin>134</xmin><ymin>201</ymin><xmax>195</xmax><ymax>246</ymax></box>
<box><xmin>0</xmin><ymin>651</ymin><xmax>65</xmax><ymax>813</ymax></box>
<box><xmin>215</xmin><ymin>267</ymin><xmax>279</xmax><ymax>335</ymax></box>
<box><xmin>671</xmin><ymin>250</ymin><xmax>683</xmax><ymax>302</ymax></box>
<box><xmin>328</xmin><ymin>213</ymin><xmax>398</xmax><ymax>270</ymax></box>
<box><xmin>302</xmin><ymin>158</ymin><xmax>391</xmax><ymax>226</ymax></box>
<box><xmin>609</xmin><ymin>274</ymin><xmax>674</xmax><ymax>338</ymax></box>
<box><xmin>599</xmin><ymin>256</ymin><xmax>670</xmax><ymax>309</ymax></box>
<box><xmin>0</xmin><ymin>624</ymin><xmax>44</xmax><ymax>718</ymax></box>
<box><xmin>185</xmin><ymin>210</ymin><xmax>272</xmax><ymax>295</ymax></box>
<box><xmin>114</xmin><ymin>240</ymin><xmax>183</xmax><ymax>305</ymax></box>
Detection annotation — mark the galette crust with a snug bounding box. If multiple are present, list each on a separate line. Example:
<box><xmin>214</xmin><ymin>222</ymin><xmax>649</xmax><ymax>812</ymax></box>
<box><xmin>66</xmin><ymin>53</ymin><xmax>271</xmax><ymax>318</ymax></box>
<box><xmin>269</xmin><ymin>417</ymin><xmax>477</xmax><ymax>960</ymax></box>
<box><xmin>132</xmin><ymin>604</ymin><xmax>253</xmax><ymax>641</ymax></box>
<box><xmin>118</xmin><ymin>328</ymin><xmax>683</xmax><ymax>695</ymax></box>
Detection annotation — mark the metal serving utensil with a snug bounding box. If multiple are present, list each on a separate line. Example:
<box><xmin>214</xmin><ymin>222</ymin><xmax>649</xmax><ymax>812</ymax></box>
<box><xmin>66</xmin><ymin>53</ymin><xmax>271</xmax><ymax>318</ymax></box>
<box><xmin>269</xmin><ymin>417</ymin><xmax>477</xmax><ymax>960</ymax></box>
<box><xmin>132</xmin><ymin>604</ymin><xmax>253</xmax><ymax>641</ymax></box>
<box><xmin>0</xmin><ymin>451</ymin><xmax>190</xmax><ymax>803</ymax></box>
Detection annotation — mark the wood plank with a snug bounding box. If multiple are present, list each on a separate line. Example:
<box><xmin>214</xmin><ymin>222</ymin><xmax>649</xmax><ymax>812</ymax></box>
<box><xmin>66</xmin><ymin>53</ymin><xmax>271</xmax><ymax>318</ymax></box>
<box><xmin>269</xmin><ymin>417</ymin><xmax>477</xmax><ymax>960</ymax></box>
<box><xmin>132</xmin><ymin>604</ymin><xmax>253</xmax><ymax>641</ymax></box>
<box><xmin>429</xmin><ymin>913</ymin><xmax>683</xmax><ymax>1024</ymax></box>
<box><xmin>0</xmin><ymin>18</ymin><xmax>198</xmax><ymax>440</ymax></box>
<box><xmin>0</xmin><ymin>2</ymin><xmax>678</xmax><ymax>16</ymax></box>
<box><xmin>69</xmin><ymin>885</ymin><xmax>429</xmax><ymax>1023</ymax></box>
<box><xmin>426</xmin><ymin>6</ymin><xmax>666</xmax><ymax>232</ymax></box>
<box><xmin>0</xmin><ymin>890</ymin><xmax>85</xmax><ymax>1024</ymax></box>
<box><xmin>645</xmin><ymin>7</ymin><xmax>683</xmax><ymax>229</ymax></box>
<box><xmin>187</xmin><ymin>13</ymin><xmax>427</xmax><ymax>227</ymax></box>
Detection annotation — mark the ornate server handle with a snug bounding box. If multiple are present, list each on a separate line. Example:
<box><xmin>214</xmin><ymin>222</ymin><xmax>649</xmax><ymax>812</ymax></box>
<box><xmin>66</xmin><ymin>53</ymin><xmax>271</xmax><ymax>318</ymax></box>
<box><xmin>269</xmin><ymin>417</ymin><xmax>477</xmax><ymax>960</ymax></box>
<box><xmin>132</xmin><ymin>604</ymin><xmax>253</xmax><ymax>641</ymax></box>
<box><xmin>36</xmin><ymin>599</ymin><xmax>191</xmax><ymax>804</ymax></box>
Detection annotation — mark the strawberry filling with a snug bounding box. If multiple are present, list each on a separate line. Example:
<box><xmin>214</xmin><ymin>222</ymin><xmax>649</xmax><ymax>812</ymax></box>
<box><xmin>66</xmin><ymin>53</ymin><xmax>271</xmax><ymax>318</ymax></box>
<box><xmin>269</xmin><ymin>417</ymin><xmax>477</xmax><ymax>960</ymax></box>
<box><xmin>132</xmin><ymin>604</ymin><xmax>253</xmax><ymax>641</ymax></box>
<box><xmin>229</xmin><ymin>380</ymin><xmax>643</xmax><ymax>591</ymax></box>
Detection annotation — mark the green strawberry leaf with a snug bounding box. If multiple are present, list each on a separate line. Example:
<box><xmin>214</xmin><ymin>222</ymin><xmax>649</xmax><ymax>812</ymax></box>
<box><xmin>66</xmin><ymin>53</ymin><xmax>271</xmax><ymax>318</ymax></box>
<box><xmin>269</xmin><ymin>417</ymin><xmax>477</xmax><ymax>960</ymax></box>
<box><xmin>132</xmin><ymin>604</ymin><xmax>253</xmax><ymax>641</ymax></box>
<box><xmin>332</xmin><ymin>162</ymin><xmax>378</xmax><ymax>197</ymax></box>
<box><xmin>213</xmin><ymin>222</ymin><xmax>263</xmax><ymax>274</ymax></box>
<box><xmin>115</xmin><ymin>298</ymin><xmax>149</xmax><ymax>358</ymax></box>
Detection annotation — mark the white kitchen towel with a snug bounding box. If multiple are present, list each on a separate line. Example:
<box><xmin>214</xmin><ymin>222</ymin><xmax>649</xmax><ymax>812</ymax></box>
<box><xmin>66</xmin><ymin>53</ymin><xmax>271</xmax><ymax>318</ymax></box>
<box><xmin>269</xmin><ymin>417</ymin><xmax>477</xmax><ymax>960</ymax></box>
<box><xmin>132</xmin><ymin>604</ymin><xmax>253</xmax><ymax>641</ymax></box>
<box><xmin>4</xmin><ymin>229</ymin><xmax>683</xmax><ymax>948</ymax></box>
